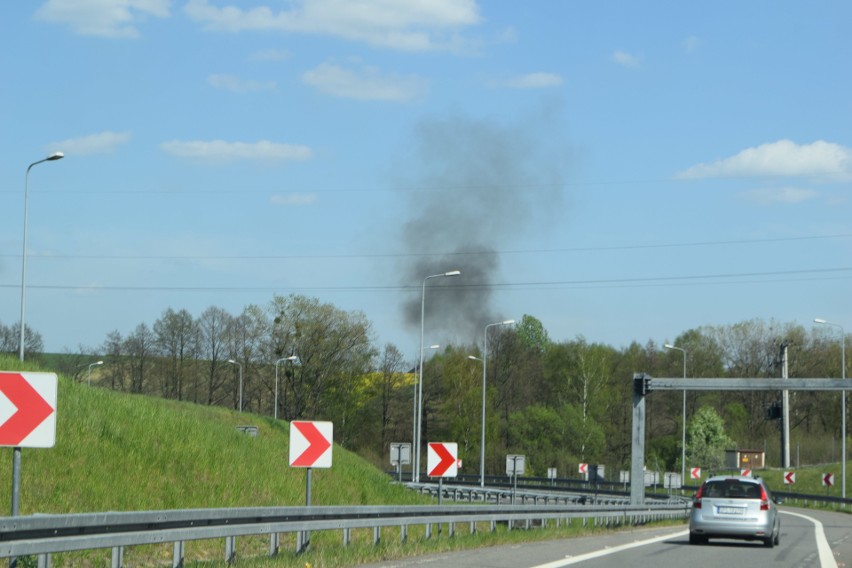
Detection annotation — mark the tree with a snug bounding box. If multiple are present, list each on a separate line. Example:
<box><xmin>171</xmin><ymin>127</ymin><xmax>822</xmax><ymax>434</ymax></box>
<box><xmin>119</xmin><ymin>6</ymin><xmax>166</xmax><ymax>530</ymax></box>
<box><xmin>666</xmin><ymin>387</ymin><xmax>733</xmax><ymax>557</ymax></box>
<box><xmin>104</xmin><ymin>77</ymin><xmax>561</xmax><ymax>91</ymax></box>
<box><xmin>516</xmin><ymin>314</ymin><xmax>550</xmax><ymax>354</ymax></box>
<box><xmin>198</xmin><ymin>306</ymin><xmax>231</xmax><ymax>406</ymax></box>
<box><xmin>124</xmin><ymin>323</ymin><xmax>155</xmax><ymax>394</ymax></box>
<box><xmin>153</xmin><ymin>308</ymin><xmax>198</xmax><ymax>401</ymax></box>
<box><xmin>267</xmin><ymin>294</ymin><xmax>375</xmax><ymax>441</ymax></box>
<box><xmin>687</xmin><ymin>406</ymin><xmax>735</xmax><ymax>470</ymax></box>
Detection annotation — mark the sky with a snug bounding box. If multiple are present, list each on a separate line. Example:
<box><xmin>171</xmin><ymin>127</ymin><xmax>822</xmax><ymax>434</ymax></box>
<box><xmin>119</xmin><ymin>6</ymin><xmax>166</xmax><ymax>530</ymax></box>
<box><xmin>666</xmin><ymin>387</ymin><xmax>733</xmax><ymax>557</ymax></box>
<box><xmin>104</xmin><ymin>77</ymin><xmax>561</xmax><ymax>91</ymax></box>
<box><xmin>1</xmin><ymin>1</ymin><xmax>851</xmax><ymax>361</ymax></box>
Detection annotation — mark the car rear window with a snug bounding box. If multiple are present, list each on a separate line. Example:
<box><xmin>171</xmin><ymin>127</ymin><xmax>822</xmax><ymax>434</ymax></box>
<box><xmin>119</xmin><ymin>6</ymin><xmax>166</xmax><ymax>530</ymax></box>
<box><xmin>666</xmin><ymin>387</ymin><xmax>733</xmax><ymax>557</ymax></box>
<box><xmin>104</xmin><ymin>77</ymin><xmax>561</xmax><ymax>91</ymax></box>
<box><xmin>702</xmin><ymin>480</ymin><xmax>762</xmax><ymax>499</ymax></box>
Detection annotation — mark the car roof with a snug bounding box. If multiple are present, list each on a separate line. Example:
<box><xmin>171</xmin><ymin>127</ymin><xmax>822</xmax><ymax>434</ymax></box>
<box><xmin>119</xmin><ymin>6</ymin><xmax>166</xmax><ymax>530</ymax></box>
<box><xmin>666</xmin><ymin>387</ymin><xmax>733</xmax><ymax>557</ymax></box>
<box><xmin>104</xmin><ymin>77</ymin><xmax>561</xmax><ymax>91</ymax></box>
<box><xmin>704</xmin><ymin>475</ymin><xmax>762</xmax><ymax>483</ymax></box>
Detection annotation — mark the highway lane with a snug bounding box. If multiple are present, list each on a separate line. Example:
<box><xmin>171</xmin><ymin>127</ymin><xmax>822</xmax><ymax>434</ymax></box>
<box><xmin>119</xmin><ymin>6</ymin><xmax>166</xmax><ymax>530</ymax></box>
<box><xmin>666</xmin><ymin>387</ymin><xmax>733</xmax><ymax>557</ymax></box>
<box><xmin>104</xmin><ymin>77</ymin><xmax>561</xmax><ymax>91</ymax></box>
<box><xmin>358</xmin><ymin>507</ymin><xmax>852</xmax><ymax>568</ymax></box>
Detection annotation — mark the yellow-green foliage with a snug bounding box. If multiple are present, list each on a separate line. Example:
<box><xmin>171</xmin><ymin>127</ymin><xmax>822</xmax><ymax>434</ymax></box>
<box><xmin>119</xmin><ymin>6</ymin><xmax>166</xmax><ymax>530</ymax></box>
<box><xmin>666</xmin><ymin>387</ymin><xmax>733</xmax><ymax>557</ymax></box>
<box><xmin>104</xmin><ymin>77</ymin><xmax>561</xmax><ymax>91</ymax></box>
<box><xmin>0</xmin><ymin>355</ymin><xmax>425</xmax><ymax>515</ymax></box>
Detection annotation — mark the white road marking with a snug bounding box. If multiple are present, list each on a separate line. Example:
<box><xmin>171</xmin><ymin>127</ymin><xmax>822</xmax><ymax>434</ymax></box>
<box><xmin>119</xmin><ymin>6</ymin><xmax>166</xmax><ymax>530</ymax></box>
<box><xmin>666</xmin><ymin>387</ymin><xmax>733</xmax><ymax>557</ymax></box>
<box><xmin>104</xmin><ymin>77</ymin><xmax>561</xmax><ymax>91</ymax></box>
<box><xmin>529</xmin><ymin>529</ymin><xmax>689</xmax><ymax>567</ymax></box>
<box><xmin>782</xmin><ymin>510</ymin><xmax>838</xmax><ymax>568</ymax></box>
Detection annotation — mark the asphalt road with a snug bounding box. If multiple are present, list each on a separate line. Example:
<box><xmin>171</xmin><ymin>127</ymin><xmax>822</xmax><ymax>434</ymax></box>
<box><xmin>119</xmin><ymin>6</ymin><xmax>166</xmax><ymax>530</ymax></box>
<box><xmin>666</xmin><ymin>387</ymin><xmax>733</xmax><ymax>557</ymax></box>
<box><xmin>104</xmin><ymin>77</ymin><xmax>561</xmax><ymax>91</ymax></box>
<box><xmin>359</xmin><ymin>507</ymin><xmax>852</xmax><ymax>568</ymax></box>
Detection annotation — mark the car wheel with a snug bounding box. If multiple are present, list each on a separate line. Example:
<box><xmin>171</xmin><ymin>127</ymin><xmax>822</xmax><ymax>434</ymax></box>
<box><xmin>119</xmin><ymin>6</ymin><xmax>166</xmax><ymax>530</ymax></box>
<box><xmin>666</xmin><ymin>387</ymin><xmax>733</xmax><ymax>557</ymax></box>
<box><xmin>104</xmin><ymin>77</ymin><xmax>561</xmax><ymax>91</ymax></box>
<box><xmin>689</xmin><ymin>533</ymin><xmax>706</xmax><ymax>545</ymax></box>
<box><xmin>763</xmin><ymin>536</ymin><xmax>775</xmax><ymax>548</ymax></box>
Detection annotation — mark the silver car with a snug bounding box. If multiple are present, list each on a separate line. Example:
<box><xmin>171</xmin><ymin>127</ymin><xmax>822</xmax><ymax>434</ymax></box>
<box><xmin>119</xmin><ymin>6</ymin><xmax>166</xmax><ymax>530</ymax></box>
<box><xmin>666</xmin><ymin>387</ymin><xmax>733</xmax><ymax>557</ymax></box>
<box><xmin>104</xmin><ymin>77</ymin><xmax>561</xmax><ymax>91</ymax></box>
<box><xmin>689</xmin><ymin>475</ymin><xmax>781</xmax><ymax>547</ymax></box>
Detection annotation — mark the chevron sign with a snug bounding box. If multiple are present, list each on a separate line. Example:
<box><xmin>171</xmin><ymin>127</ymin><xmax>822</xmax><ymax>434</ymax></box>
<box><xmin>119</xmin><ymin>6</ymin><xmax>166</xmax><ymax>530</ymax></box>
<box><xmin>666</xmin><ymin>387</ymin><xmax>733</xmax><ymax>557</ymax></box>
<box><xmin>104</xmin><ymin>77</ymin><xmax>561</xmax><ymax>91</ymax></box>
<box><xmin>427</xmin><ymin>442</ymin><xmax>458</xmax><ymax>477</ymax></box>
<box><xmin>0</xmin><ymin>372</ymin><xmax>57</xmax><ymax>448</ymax></box>
<box><xmin>289</xmin><ymin>421</ymin><xmax>333</xmax><ymax>468</ymax></box>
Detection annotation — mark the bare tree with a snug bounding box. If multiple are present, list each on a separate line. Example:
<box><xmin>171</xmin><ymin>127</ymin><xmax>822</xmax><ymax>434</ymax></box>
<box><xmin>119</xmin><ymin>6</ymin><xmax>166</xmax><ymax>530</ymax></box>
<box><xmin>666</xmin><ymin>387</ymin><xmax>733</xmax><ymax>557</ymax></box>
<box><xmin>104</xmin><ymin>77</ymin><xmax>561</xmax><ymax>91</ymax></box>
<box><xmin>198</xmin><ymin>306</ymin><xmax>231</xmax><ymax>406</ymax></box>
<box><xmin>124</xmin><ymin>323</ymin><xmax>155</xmax><ymax>394</ymax></box>
<box><xmin>154</xmin><ymin>308</ymin><xmax>198</xmax><ymax>401</ymax></box>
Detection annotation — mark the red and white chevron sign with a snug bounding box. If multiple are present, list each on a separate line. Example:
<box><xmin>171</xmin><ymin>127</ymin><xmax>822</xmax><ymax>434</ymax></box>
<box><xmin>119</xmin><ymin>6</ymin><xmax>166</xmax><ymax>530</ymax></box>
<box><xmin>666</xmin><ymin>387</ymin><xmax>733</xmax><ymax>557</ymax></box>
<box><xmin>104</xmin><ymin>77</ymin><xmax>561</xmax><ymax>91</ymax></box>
<box><xmin>289</xmin><ymin>421</ymin><xmax>333</xmax><ymax>468</ymax></box>
<box><xmin>740</xmin><ymin>468</ymin><xmax>752</xmax><ymax>478</ymax></box>
<box><xmin>427</xmin><ymin>442</ymin><xmax>458</xmax><ymax>477</ymax></box>
<box><xmin>690</xmin><ymin>467</ymin><xmax>701</xmax><ymax>479</ymax></box>
<box><xmin>823</xmin><ymin>473</ymin><xmax>835</xmax><ymax>487</ymax></box>
<box><xmin>783</xmin><ymin>471</ymin><xmax>796</xmax><ymax>484</ymax></box>
<box><xmin>0</xmin><ymin>372</ymin><xmax>57</xmax><ymax>448</ymax></box>
<box><xmin>579</xmin><ymin>463</ymin><xmax>588</xmax><ymax>474</ymax></box>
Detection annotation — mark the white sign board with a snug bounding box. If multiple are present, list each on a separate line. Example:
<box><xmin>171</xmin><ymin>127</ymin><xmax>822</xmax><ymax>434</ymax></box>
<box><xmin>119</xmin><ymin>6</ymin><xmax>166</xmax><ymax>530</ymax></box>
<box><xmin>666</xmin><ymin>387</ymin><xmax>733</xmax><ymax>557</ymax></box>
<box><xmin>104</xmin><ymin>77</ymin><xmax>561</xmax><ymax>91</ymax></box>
<box><xmin>0</xmin><ymin>372</ymin><xmax>57</xmax><ymax>448</ymax></box>
<box><xmin>389</xmin><ymin>442</ymin><xmax>411</xmax><ymax>465</ymax></box>
<box><xmin>506</xmin><ymin>454</ymin><xmax>525</xmax><ymax>476</ymax></box>
<box><xmin>289</xmin><ymin>421</ymin><xmax>333</xmax><ymax>468</ymax></box>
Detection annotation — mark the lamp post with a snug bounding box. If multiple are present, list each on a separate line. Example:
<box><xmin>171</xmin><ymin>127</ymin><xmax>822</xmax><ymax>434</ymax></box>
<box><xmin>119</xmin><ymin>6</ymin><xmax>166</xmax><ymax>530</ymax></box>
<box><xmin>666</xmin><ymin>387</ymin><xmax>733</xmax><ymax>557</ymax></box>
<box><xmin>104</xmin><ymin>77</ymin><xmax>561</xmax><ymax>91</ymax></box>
<box><xmin>227</xmin><ymin>359</ymin><xmax>243</xmax><ymax>412</ymax></box>
<box><xmin>19</xmin><ymin>152</ymin><xmax>64</xmax><ymax>362</ymax></box>
<box><xmin>87</xmin><ymin>361</ymin><xmax>103</xmax><ymax>387</ymax></box>
<box><xmin>478</xmin><ymin>319</ymin><xmax>515</xmax><ymax>487</ymax></box>
<box><xmin>415</xmin><ymin>270</ymin><xmax>460</xmax><ymax>482</ymax></box>
<box><xmin>274</xmin><ymin>356</ymin><xmax>298</xmax><ymax>420</ymax></box>
<box><xmin>815</xmin><ymin>318</ymin><xmax>846</xmax><ymax>499</ymax></box>
<box><xmin>664</xmin><ymin>343</ymin><xmax>687</xmax><ymax>486</ymax></box>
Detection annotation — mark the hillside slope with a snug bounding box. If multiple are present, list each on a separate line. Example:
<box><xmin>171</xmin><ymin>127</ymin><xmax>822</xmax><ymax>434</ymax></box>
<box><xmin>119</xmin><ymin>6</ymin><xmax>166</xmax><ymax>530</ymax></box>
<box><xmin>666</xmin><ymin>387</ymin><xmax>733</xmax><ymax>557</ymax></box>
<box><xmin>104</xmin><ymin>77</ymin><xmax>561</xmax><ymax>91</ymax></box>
<box><xmin>0</xmin><ymin>357</ymin><xmax>423</xmax><ymax>515</ymax></box>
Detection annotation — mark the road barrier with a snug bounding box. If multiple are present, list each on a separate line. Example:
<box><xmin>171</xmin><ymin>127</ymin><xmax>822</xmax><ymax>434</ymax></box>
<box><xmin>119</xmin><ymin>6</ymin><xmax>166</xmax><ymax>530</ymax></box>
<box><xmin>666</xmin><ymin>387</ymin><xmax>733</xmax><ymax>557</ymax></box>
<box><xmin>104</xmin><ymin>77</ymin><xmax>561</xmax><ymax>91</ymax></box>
<box><xmin>0</xmin><ymin>501</ymin><xmax>689</xmax><ymax>567</ymax></box>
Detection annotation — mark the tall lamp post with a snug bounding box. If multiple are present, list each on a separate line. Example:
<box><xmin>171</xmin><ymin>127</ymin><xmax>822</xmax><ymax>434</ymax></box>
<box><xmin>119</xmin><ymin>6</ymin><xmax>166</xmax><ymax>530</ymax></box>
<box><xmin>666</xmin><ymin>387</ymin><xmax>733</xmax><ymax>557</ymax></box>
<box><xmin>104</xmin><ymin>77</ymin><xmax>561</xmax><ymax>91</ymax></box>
<box><xmin>20</xmin><ymin>152</ymin><xmax>64</xmax><ymax>361</ymax></box>
<box><xmin>227</xmin><ymin>359</ymin><xmax>243</xmax><ymax>413</ymax></box>
<box><xmin>87</xmin><ymin>360</ymin><xmax>104</xmax><ymax>387</ymax></box>
<box><xmin>478</xmin><ymin>319</ymin><xmax>515</xmax><ymax>487</ymax></box>
<box><xmin>664</xmin><ymin>343</ymin><xmax>687</xmax><ymax>486</ymax></box>
<box><xmin>815</xmin><ymin>318</ymin><xmax>846</xmax><ymax>499</ymax></box>
<box><xmin>415</xmin><ymin>270</ymin><xmax>460</xmax><ymax>482</ymax></box>
<box><xmin>274</xmin><ymin>356</ymin><xmax>299</xmax><ymax>420</ymax></box>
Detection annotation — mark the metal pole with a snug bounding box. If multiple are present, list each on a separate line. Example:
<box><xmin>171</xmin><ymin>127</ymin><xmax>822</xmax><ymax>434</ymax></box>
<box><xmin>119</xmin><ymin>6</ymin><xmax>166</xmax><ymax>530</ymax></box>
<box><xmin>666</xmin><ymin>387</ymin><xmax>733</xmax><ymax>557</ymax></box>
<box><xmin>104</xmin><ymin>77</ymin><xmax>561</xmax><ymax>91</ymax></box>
<box><xmin>816</xmin><ymin>319</ymin><xmax>847</xmax><ymax>498</ymax></box>
<box><xmin>19</xmin><ymin>153</ymin><xmax>63</xmax><ymax>362</ymax></box>
<box><xmin>415</xmin><ymin>270</ymin><xmax>459</xmax><ymax>483</ymax></box>
<box><xmin>480</xmin><ymin>320</ymin><xmax>514</xmax><ymax>488</ymax></box>
<box><xmin>274</xmin><ymin>356</ymin><xmax>296</xmax><ymax>421</ymax></box>
<box><xmin>481</xmin><ymin>331</ymin><xmax>488</xmax><ymax>488</ymax></box>
<box><xmin>664</xmin><ymin>344</ymin><xmax>687</xmax><ymax>484</ymax></box>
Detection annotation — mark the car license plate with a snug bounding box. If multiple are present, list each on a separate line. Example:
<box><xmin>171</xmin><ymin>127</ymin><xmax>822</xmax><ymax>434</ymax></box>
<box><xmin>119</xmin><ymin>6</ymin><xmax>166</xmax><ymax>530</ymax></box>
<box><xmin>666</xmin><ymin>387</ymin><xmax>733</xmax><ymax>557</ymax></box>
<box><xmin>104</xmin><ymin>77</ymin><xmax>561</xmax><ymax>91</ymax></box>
<box><xmin>718</xmin><ymin>506</ymin><xmax>743</xmax><ymax>515</ymax></box>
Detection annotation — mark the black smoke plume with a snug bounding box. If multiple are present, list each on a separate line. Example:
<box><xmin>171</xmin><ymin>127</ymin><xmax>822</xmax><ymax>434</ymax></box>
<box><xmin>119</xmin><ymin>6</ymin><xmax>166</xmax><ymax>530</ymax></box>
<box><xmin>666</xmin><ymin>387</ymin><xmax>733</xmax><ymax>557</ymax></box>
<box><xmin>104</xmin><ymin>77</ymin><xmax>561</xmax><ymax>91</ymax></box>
<box><xmin>398</xmin><ymin>110</ymin><xmax>565</xmax><ymax>341</ymax></box>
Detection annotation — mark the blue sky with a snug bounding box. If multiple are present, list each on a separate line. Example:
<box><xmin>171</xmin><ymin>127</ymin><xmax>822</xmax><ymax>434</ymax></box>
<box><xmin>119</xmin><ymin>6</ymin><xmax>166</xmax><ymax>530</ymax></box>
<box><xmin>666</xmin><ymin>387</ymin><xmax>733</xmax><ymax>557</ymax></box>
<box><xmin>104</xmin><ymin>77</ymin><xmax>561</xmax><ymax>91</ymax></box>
<box><xmin>1</xmin><ymin>1</ymin><xmax>851</xmax><ymax>358</ymax></box>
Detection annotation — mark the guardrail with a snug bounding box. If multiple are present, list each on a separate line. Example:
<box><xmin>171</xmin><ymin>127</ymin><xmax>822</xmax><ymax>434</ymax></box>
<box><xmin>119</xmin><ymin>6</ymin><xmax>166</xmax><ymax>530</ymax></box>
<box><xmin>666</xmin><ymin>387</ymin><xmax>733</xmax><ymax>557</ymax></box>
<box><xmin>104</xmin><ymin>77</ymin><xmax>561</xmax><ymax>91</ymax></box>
<box><xmin>0</xmin><ymin>501</ymin><xmax>689</xmax><ymax>567</ymax></box>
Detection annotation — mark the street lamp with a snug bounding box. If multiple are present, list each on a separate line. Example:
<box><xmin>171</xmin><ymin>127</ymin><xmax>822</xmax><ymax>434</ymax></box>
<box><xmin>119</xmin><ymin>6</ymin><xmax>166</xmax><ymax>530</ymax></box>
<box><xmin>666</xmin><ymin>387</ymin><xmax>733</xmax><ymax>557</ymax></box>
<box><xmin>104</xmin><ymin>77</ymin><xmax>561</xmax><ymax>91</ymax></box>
<box><xmin>815</xmin><ymin>318</ymin><xmax>847</xmax><ymax>499</ymax></box>
<box><xmin>227</xmin><ymin>359</ymin><xmax>243</xmax><ymax>412</ymax></box>
<box><xmin>19</xmin><ymin>152</ymin><xmax>64</xmax><ymax>361</ymax></box>
<box><xmin>478</xmin><ymin>319</ymin><xmax>515</xmax><ymax>487</ymax></box>
<box><xmin>274</xmin><ymin>356</ymin><xmax>299</xmax><ymax>420</ymax></box>
<box><xmin>415</xmin><ymin>270</ymin><xmax>460</xmax><ymax>482</ymax></box>
<box><xmin>87</xmin><ymin>361</ymin><xmax>103</xmax><ymax>387</ymax></box>
<box><xmin>664</xmin><ymin>343</ymin><xmax>687</xmax><ymax>486</ymax></box>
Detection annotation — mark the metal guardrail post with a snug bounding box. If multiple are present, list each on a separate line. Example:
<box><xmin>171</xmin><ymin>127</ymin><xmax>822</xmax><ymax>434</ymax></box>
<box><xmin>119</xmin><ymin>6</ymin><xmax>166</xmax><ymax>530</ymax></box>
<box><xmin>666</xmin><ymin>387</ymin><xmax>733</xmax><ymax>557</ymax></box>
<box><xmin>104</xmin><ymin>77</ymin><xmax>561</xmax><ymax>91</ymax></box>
<box><xmin>36</xmin><ymin>554</ymin><xmax>49</xmax><ymax>568</ymax></box>
<box><xmin>372</xmin><ymin>526</ymin><xmax>380</xmax><ymax>545</ymax></box>
<box><xmin>225</xmin><ymin>536</ymin><xmax>236</xmax><ymax>564</ymax></box>
<box><xmin>173</xmin><ymin>541</ymin><xmax>184</xmax><ymax>567</ymax></box>
<box><xmin>110</xmin><ymin>546</ymin><xmax>122</xmax><ymax>568</ymax></box>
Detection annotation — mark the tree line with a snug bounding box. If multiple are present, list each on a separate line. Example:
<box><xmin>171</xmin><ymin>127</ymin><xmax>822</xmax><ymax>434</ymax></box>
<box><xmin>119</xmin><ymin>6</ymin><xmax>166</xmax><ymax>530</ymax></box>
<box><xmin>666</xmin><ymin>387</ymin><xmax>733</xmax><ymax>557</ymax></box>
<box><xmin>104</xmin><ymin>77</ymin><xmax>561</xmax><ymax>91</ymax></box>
<box><xmin>4</xmin><ymin>296</ymin><xmax>849</xmax><ymax>478</ymax></box>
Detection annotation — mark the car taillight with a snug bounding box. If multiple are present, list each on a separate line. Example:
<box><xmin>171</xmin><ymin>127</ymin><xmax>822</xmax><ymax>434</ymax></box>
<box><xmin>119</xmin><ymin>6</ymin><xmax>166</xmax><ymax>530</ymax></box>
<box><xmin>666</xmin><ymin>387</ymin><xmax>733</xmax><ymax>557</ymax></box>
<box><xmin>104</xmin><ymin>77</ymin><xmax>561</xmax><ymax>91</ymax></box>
<box><xmin>693</xmin><ymin>484</ymin><xmax>705</xmax><ymax>509</ymax></box>
<box><xmin>760</xmin><ymin>485</ymin><xmax>770</xmax><ymax>511</ymax></box>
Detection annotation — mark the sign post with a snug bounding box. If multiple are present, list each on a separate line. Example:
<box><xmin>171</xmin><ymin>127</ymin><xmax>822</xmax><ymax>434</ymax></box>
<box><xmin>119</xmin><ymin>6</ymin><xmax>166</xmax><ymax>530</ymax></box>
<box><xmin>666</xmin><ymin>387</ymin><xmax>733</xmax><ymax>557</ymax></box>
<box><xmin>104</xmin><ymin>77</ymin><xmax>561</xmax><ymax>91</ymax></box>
<box><xmin>427</xmin><ymin>443</ymin><xmax>458</xmax><ymax>504</ymax></box>
<box><xmin>289</xmin><ymin>420</ymin><xmax>332</xmax><ymax>551</ymax></box>
<box><xmin>0</xmin><ymin>371</ymin><xmax>57</xmax><ymax>522</ymax></box>
<box><xmin>506</xmin><ymin>454</ymin><xmax>525</xmax><ymax>504</ymax></box>
<box><xmin>390</xmin><ymin>442</ymin><xmax>411</xmax><ymax>482</ymax></box>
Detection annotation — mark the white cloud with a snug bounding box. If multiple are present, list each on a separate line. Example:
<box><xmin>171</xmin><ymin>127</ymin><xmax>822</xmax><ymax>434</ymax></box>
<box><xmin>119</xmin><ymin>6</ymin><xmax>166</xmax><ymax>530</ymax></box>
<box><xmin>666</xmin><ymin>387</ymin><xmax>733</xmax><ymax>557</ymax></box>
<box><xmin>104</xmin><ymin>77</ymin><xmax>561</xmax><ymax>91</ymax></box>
<box><xmin>184</xmin><ymin>0</ymin><xmax>480</xmax><ymax>51</ymax></box>
<box><xmin>612</xmin><ymin>50</ymin><xmax>640</xmax><ymax>68</ymax></box>
<box><xmin>47</xmin><ymin>131</ymin><xmax>131</xmax><ymax>155</ymax></box>
<box><xmin>741</xmin><ymin>187</ymin><xmax>819</xmax><ymax>205</ymax></box>
<box><xmin>35</xmin><ymin>0</ymin><xmax>170</xmax><ymax>38</ymax></box>
<box><xmin>208</xmin><ymin>74</ymin><xmax>277</xmax><ymax>93</ymax></box>
<box><xmin>303</xmin><ymin>62</ymin><xmax>427</xmax><ymax>101</ymax></box>
<box><xmin>677</xmin><ymin>140</ymin><xmax>852</xmax><ymax>181</ymax></box>
<box><xmin>270</xmin><ymin>193</ymin><xmax>318</xmax><ymax>206</ymax></box>
<box><xmin>160</xmin><ymin>139</ymin><xmax>313</xmax><ymax>162</ymax></box>
<box><xmin>502</xmin><ymin>72</ymin><xmax>563</xmax><ymax>89</ymax></box>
